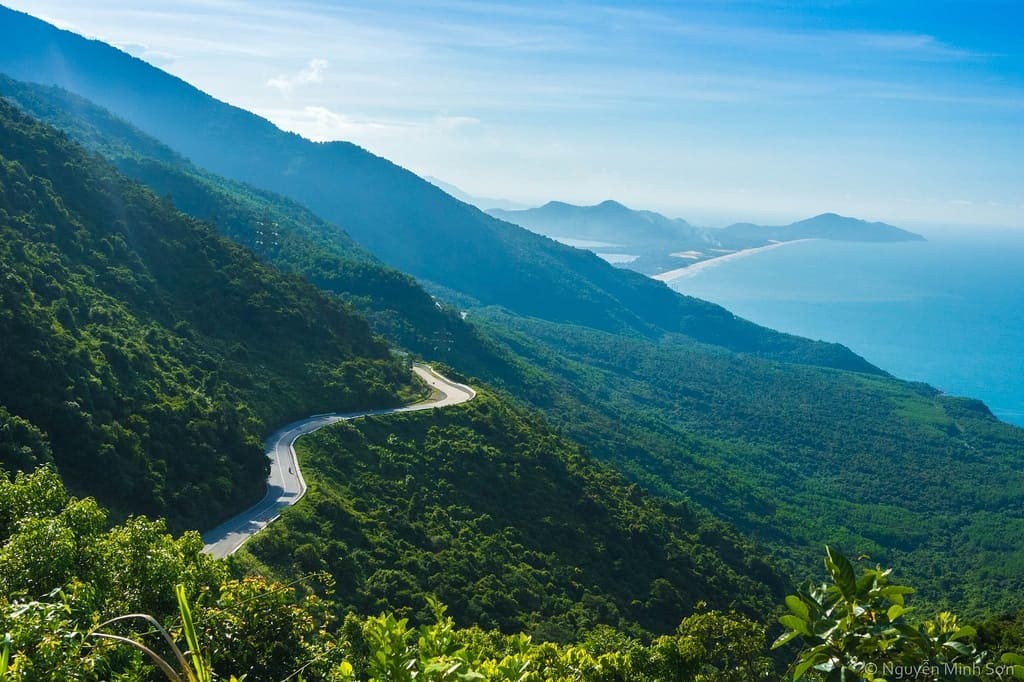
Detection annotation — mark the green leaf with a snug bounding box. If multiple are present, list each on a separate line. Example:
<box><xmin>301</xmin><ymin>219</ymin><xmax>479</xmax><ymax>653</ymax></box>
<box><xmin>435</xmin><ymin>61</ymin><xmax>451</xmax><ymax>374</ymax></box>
<box><xmin>886</xmin><ymin>604</ymin><xmax>905</xmax><ymax>622</ymax></box>
<box><xmin>942</xmin><ymin>640</ymin><xmax>973</xmax><ymax>656</ymax></box>
<box><xmin>0</xmin><ymin>633</ymin><xmax>9</xmax><ymax>676</ymax></box>
<box><xmin>825</xmin><ymin>546</ymin><xmax>857</xmax><ymax>600</ymax></box>
<box><xmin>879</xmin><ymin>586</ymin><xmax>915</xmax><ymax>607</ymax></box>
<box><xmin>893</xmin><ymin>623</ymin><xmax>929</xmax><ymax>649</ymax></box>
<box><xmin>780</xmin><ymin>615</ymin><xmax>813</xmax><ymax>637</ymax></box>
<box><xmin>786</xmin><ymin>595</ymin><xmax>810</xmax><ymax>621</ymax></box>
<box><xmin>772</xmin><ymin>629</ymin><xmax>803</xmax><ymax>650</ymax></box>
<box><xmin>793</xmin><ymin>652</ymin><xmax>829</xmax><ymax>681</ymax></box>
<box><xmin>949</xmin><ymin>625</ymin><xmax>975</xmax><ymax>641</ymax></box>
<box><xmin>1000</xmin><ymin>652</ymin><xmax>1024</xmax><ymax>679</ymax></box>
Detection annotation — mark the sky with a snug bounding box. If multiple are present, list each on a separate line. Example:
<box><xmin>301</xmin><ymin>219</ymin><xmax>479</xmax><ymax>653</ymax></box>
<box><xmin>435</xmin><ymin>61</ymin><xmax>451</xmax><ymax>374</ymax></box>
<box><xmin>7</xmin><ymin>0</ymin><xmax>1024</xmax><ymax>228</ymax></box>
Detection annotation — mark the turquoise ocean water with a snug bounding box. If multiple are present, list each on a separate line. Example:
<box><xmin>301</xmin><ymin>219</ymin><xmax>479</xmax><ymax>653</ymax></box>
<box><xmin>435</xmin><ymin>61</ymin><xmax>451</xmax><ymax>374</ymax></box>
<box><xmin>667</xmin><ymin>228</ymin><xmax>1024</xmax><ymax>427</ymax></box>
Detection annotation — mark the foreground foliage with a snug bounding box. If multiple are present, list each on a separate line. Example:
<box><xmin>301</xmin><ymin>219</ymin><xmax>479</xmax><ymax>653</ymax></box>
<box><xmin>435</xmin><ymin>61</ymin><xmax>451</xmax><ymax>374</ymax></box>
<box><xmin>3</xmin><ymin>468</ymin><xmax>1023</xmax><ymax>680</ymax></box>
<box><xmin>772</xmin><ymin>547</ymin><xmax>1024</xmax><ymax>681</ymax></box>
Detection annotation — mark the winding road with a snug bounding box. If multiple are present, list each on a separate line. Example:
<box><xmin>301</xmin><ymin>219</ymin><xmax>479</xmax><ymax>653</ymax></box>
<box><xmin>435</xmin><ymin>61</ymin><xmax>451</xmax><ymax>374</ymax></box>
<box><xmin>201</xmin><ymin>364</ymin><xmax>476</xmax><ymax>558</ymax></box>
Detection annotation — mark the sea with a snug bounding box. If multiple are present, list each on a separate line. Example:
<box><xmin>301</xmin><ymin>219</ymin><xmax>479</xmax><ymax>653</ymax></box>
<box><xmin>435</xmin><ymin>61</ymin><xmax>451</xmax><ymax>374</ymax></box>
<box><xmin>666</xmin><ymin>227</ymin><xmax>1024</xmax><ymax>428</ymax></box>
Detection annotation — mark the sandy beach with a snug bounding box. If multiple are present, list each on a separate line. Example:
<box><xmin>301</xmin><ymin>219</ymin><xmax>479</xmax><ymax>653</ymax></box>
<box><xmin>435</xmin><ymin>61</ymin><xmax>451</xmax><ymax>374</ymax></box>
<box><xmin>652</xmin><ymin>239</ymin><xmax>815</xmax><ymax>282</ymax></box>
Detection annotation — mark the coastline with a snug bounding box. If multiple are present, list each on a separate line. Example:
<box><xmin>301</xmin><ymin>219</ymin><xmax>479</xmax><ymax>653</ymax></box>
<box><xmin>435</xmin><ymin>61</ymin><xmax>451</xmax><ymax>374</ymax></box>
<box><xmin>652</xmin><ymin>239</ymin><xmax>816</xmax><ymax>282</ymax></box>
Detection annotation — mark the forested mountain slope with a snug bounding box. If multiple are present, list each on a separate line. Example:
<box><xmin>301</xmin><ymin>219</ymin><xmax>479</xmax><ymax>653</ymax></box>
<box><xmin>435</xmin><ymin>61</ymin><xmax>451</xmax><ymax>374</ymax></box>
<box><xmin>471</xmin><ymin>309</ymin><xmax>1024</xmax><ymax>615</ymax></box>
<box><xmin>0</xmin><ymin>95</ymin><xmax>798</xmax><ymax>650</ymax></box>
<box><xmin>0</xmin><ymin>100</ymin><xmax>415</xmax><ymax>531</ymax></box>
<box><xmin>0</xmin><ymin>74</ymin><xmax>485</xmax><ymax>362</ymax></box>
<box><xmin>239</xmin><ymin>390</ymin><xmax>787</xmax><ymax>641</ymax></box>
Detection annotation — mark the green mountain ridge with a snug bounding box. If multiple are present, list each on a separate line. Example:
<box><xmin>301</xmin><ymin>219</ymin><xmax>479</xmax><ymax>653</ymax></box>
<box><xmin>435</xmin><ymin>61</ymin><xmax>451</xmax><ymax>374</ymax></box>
<box><xmin>470</xmin><ymin>308</ymin><xmax>1024</xmax><ymax>614</ymax></box>
<box><xmin>0</xmin><ymin>74</ymin><xmax>549</xmax><ymax>395</ymax></box>
<box><xmin>0</xmin><ymin>98</ymin><xmax>415</xmax><ymax>531</ymax></box>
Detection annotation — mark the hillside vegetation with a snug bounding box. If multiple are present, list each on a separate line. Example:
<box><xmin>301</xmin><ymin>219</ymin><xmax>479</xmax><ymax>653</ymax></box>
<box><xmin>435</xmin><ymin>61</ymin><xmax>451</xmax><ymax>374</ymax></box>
<box><xmin>470</xmin><ymin>310</ymin><xmax>1024</xmax><ymax>615</ymax></box>
<box><xmin>0</xmin><ymin>99</ymin><xmax>414</xmax><ymax>530</ymax></box>
<box><xmin>3</xmin><ymin>468</ymin><xmax>1023</xmax><ymax>680</ymax></box>
<box><xmin>0</xmin><ymin>74</ymin><xmax>484</xmax><ymax>363</ymax></box>
<box><xmin>239</xmin><ymin>391</ymin><xmax>786</xmax><ymax>642</ymax></box>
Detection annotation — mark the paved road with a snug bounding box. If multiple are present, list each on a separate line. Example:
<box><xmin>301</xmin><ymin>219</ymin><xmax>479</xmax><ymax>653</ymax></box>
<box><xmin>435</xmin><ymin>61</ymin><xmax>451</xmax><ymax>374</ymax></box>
<box><xmin>201</xmin><ymin>364</ymin><xmax>475</xmax><ymax>558</ymax></box>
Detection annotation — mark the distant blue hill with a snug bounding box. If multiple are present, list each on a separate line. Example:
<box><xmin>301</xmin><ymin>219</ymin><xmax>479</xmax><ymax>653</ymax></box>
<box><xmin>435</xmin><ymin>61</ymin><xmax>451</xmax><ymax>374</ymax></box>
<box><xmin>490</xmin><ymin>200</ymin><xmax>708</xmax><ymax>245</ymax></box>
<box><xmin>720</xmin><ymin>212</ymin><xmax>925</xmax><ymax>244</ymax></box>
<box><xmin>491</xmin><ymin>202</ymin><xmax>923</xmax><ymax>249</ymax></box>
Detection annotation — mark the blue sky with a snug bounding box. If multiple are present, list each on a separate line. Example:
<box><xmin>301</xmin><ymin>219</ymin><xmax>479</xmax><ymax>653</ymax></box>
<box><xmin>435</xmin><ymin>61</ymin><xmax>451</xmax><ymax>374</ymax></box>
<box><xmin>8</xmin><ymin>0</ymin><xmax>1023</xmax><ymax>228</ymax></box>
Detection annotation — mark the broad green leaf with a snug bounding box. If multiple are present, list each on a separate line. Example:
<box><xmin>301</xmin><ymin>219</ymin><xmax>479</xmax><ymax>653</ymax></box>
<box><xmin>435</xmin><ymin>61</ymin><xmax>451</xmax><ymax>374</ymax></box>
<box><xmin>942</xmin><ymin>640</ymin><xmax>972</xmax><ymax>656</ymax></box>
<box><xmin>780</xmin><ymin>615</ymin><xmax>813</xmax><ymax>637</ymax></box>
<box><xmin>772</xmin><ymin>629</ymin><xmax>803</xmax><ymax>650</ymax></box>
<box><xmin>949</xmin><ymin>625</ymin><xmax>975</xmax><ymax>641</ymax></box>
<box><xmin>786</xmin><ymin>595</ymin><xmax>810</xmax><ymax>621</ymax></box>
<box><xmin>825</xmin><ymin>546</ymin><xmax>857</xmax><ymax>600</ymax></box>
<box><xmin>1000</xmin><ymin>653</ymin><xmax>1024</xmax><ymax>680</ymax></box>
<box><xmin>793</xmin><ymin>652</ymin><xmax>829</xmax><ymax>681</ymax></box>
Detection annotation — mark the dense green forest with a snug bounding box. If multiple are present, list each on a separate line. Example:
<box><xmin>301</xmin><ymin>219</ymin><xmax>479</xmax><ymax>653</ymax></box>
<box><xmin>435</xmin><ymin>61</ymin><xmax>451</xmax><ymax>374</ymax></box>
<box><xmin>238</xmin><ymin>391</ymin><xmax>785</xmax><ymax>642</ymax></box>
<box><xmin>0</xmin><ymin>74</ymin><xmax>508</xmax><ymax>371</ymax></box>
<box><xmin>0</xmin><ymin>99</ymin><xmax>415</xmax><ymax>530</ymax></box>
<box><xmin>470</xmin><ymin>310</ymin><xmax>1024</xmax><ymax>615</ymax></box>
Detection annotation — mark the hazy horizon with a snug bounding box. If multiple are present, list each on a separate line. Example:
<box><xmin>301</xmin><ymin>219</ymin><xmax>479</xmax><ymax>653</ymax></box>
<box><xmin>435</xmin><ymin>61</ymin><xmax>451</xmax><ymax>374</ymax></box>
<box><xmin>6</xmin><ymin>0</ymin><xmax>1022</xmax><ymax>230</ymax></box>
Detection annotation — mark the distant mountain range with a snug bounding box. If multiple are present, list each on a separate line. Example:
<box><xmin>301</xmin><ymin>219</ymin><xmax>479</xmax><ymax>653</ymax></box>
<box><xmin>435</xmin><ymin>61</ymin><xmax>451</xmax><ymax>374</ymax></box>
<box><xmin>491</xmin><ymin>200</ymin><xmax>708</xmax><ymax>246</ymax></box>
<box><xmin>424</xmin><ymin>176</ymin><xmax>530</xmax><ymax>211</ymax></box>
<box><xmin>489</xmin><ymin>200</ymin><xmax>924</xmax><ymax>275</ymax></box>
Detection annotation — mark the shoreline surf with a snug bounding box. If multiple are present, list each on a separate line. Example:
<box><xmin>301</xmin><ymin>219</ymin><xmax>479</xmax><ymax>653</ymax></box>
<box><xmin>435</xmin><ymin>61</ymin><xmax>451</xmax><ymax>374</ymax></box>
<box><xmin>652</xmin><ymin>239</ymin><xmax>816</xmax><ymax>282</ymax></box>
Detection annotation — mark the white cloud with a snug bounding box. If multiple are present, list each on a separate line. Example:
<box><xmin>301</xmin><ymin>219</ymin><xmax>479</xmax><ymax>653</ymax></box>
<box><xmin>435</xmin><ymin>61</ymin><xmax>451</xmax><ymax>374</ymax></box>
<box><xmin>266</xmin><ymin>58</ymin><xmax>329</xmax><ymax>92</ymax></box>
<box><xmin>256</xmin><ymin>106</ymin><xmax>479</xmax><ymax>144</ymax></box>
<box><xmin>34</xmin><ymin>12</ymin><xmax>78</xmax><ymax>31</ymax></box>
<box><xmin>116</xmin><ymin>42</ymin><xmax>178</xmax><ymax>66</ymax></box>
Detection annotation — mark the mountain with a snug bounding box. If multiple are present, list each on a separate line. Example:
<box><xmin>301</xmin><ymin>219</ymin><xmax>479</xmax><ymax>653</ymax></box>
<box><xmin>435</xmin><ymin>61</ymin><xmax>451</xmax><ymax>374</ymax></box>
<box><xmin>0</xmin><ymin>6</ymin><xmax>880</xmax><ymax>374</ymax></box>
<box><xmin>0</xmin><ymin>98</ymin><xmax>416</xmax><ymax>531</ymax></box>
<box><xmin>0</xmin><ymin>74</ymin><xmax>500</xmax><ymax>369</ymax></box>
<box><xmin>719</xmin><ymin>212</ymin><xmax>926</xmax><ymax>244</ymax></box>
<box><xmin>424</xmin><ymin>176</ymin><xmax>529</xmax><ymax>211</ymax></box>
<box><xmin>490</xmin><ymin>200</ymin><xmax>706</xmax><ymax>246</ymax></box>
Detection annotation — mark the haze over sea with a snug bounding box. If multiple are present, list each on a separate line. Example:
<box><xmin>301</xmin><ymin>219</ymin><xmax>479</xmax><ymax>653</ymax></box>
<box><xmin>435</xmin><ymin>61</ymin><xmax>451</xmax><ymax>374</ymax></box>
<box><xmin>667</xmin><ymin>227</ymin><xmax>1024</xmax><ymax>427</ymax></box>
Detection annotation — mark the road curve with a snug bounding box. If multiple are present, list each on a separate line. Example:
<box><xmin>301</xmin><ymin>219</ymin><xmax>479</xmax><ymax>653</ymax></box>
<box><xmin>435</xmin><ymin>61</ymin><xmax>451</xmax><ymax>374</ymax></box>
<box><xmin>201</xmin><ymin>364</ymin><xmax>475</xmax><ymax>558</ymax></box>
